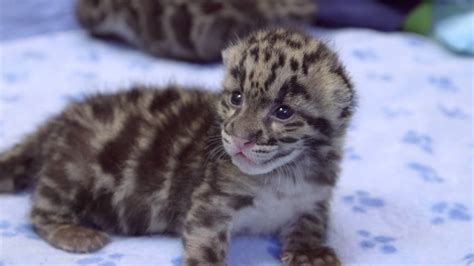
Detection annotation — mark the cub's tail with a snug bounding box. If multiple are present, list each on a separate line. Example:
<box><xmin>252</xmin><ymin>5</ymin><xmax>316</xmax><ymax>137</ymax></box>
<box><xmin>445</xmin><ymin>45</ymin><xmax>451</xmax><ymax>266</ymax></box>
<box><xmin>0</xmin><ymin>126</ymin><xmax>49</xmax><ymax>193</ymax></box>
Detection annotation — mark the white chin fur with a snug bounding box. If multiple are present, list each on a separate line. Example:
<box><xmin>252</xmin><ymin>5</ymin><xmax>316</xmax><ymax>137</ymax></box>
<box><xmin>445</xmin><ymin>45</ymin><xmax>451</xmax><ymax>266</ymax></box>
<box><xmin>231</xmin><ymin>149</ymin><xmax>302</xmax><ymax>175</ymax></box>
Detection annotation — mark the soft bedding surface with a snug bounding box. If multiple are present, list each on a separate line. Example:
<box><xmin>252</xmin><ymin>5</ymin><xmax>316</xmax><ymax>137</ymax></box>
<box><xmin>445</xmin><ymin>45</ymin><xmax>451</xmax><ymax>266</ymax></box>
<box><xmin>0</xmin><ymin>28</ymin><xmax>473</xmax><ymax>266</ymax></box>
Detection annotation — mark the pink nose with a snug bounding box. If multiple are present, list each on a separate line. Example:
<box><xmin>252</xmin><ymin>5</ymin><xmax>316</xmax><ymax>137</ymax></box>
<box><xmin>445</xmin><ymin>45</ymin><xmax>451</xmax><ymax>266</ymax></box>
<box><xmin>232</xmin><ymin>136</ymin><xmax>255</xmax><ymax>150</ymax></box>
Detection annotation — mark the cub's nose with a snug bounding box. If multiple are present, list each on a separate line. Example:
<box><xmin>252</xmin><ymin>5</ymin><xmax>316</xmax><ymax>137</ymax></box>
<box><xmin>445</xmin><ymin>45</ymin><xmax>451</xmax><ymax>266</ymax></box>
<box><xmin>231</xmin><ymin>136</ymin><xmax>255</xmax><ymax>151</ymax></box>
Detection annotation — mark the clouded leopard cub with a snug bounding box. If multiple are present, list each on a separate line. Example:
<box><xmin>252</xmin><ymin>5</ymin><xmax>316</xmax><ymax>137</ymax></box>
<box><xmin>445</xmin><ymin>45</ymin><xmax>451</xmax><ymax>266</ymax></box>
<box><xmin>0</xmin><ymin>29</ymin><xmax>355</xmax><ymax>266</ymax></box>
<box><xmin>75</xmin><ymin>0</ymin><xmax>316</xmax><ymax>62</ymax></box>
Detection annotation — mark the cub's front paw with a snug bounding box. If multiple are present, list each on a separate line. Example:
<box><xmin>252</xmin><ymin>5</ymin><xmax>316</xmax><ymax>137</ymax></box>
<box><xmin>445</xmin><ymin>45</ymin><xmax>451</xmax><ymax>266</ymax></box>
<box><xmin>280</xmin><ymin>246</ymin><xmax>341</xmax><ymax>266</ymax></box>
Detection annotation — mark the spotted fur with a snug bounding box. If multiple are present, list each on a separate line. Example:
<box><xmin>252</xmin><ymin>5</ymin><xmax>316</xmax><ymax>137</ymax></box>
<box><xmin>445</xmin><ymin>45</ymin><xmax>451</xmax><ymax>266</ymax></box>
<box><xmin>75</xmin><ymin>0</ymin><xmax>316</xmax><ymax>62</ymax></box>
<box><xmin>0</xmin><ymin>29</ymin><xmax>355</xmax><ymax>266</ymax></box>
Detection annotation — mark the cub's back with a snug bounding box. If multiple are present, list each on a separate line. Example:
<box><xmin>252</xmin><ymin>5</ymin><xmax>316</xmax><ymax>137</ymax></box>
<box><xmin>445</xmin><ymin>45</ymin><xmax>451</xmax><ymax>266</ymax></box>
<box><xmin>35</xmin><ymin>86</ymin><xmax>219</xmax><ymax>234</ymax></box>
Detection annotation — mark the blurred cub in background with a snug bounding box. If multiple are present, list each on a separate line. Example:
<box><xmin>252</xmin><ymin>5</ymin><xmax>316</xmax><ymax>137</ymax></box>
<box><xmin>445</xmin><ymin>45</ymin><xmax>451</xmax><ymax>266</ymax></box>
<box><xmin>75</xmin><ymin>0</ymin><xmax>316</xmax><ymax>62</ymax></box>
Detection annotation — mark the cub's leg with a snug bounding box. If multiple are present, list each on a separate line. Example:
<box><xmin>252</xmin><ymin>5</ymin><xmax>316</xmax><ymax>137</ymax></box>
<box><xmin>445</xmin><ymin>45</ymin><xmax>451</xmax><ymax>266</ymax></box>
<box><xmin>280</xmin><ymin>201</ymin><xmax>341</xmax><ymax>266</ymax></box>
<box><xmin>30</xmin><ymin>163</ymin><xmax>109</xmax><ymax>253</ymax></box>
<box><xmin>182</xmin><ymin>187</ymin><xmax>250</xmax><ymax>266</ymax></box>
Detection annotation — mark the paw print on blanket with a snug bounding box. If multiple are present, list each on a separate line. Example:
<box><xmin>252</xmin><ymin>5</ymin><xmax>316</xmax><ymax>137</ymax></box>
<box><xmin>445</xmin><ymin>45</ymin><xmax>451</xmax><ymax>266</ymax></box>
<box><xmin>0</xmin><ymin>220</ymin><xmax>39</xmax><ymax>239</ymax></box>
<box><xmin>382</xmin><ymin>107</ymin><xmax>412</xmax><ymax>119</ymax></box>
<box><xmin>344</xmin><ymin>147</ymin><xmax>362</xmax><ymax>160</ymax></box>
<box><xmin>357</xmin><ymin>230</ymin><xmax>397</xmax><ymax>254</ymax></box>
<box><xmin>342</xmin><ymin>190</ymin><xmax>384</xmax><ymax>213</ymax></box>
<box><xmin>171</xmin><ymin>256</ymin><xmax>182</xmax><ymax>266</ymax></box>
<box><xmin>352</xmin><ymin>49</ymin><xmax>377</xmax><ymax>61</ymax></box>
<box><xmin>76</xmin><ymin>252</ymin><xmax>124</xmax><ymax>266</ymax></box>
<box><xmin>367</xmin><ymin>72</ymin><xmax>392</xmax><ymax>82</ymax></box>
<box><xmin>402</xmin><ymin>130</ymin><xmax>433</xmax><ymax>154</ymax></box>
<box><xmin>0</xmin><ymin>92</ymin><xmax>21</xmax><ymax>103</ymax></box>
<box><xmin>438</xmin><ymin>104</ymin><xmax>470</xmax><ymax>120</ymax></box>
<box><xmin>430</xmin><ymin>201</ymin><xmax>472</xmax><ymax>225</ymax></box>
<box><xmin>21</xmin><ymin>50</ymin><xmax>47</xmax><ymax>61</ymax></box>
<box><xmin>463</xmin><ymin>253</ymin><xmax>474</xmax><ymax>266</ymax></box>
<box><xmin>428</xmin><ymin>75</ymin><xmax>458</xmax><ymax>92</ymax></box>
<box><xmin>407</xmin><ymin>162</ymin><xmax>443</xmax><ymax>183</ymax></box>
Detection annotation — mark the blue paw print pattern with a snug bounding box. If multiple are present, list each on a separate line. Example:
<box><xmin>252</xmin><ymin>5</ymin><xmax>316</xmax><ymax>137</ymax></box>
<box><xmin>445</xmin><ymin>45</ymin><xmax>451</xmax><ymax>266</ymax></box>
<box><xmin>342</xmin><ymin>190</ymin><xmax>384</xmax><ymax>213</ymax></box>
<box><xmin>463</xmin><ymin>253</ymin><xmax>474</xmax><ymax>266</ymax></box>
<box><xmin>21</xmin><ymin>50</ymin><xmax>47</xmax><ymax>61</ymax></box>
<box><xmin>402</xmin><ymin>130</ymin><xmax>433</xmax><ymax>154</ymax></box>
<box><xmin>345</xmin><ymin>147</ymin><xmax>362</xmax><ymax>160</ymax></box>
<box><xmin>70</xmin><ymin>70</ymin><xmax>98</xmax><ymax>81</ymax></box>
<box><xmin>2</xmin><ymin>72</ymin><xmax>28</xmax><ymax>83</ymax></box>
<box><xmin>76</xmin><ymin>252</ymin><xmax>124</xmax><ymax>266</ymax></box>
<box><xmin>0</xmin><ymin>93</ymin><xmax>22</xmax><ymax>103</ymax></box>
<box><xmin>428</xmin><ymin>76</ymin><xmax>457</xmax><ymax>92</ymax></box>
<box><xmin>430</xmin><ymin>201</ymin><xmax>472</xmax><ymax>225</ymax></box>
<box><xmin>438</xmin><ymin>105</ymin><xmax>470</xmax><ymax>120</ymax></box>
<box><xmin>407</xmin><ymin>162</ymin><xmax>443</xmax><ymax>183</ymax></box>
<box><xmin>171</xmin><ymin>256</ymin><xmax>182</xmax><ymax>266</ymax></box>
<box><xmin>357</xmin><ymin>230</ymin><xmax>397</xmax><ymax>254</ymax></box>
<box><xmin>352</xmin><ymin>49</ymin><xmax>377</xmax><ymax>61</ymax></box>
<box><xmin>0</xmin><ymin>220</ymin><xmax>39</xmax><ymax>239</ymax></box>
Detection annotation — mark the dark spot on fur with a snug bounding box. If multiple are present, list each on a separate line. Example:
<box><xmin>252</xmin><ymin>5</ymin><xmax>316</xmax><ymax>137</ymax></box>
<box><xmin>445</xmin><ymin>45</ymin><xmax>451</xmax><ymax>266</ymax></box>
<box><xmin>332</xmin><ymin>64</ymin><xmax>352</xmax><ymax>88</ymax></box>
<box><xmin>286</xmin><ymin>39</ymin><xmax>302</xmax><ymax>49</ymax></box>
<box><xmin>305</xmin><ymin>138</ymin><xmax>331</xmax><ymax>147</ymax></box>
<box><xmin>75</xmin><ymin>188</ymin><xmax>119</xmax><ymax>232</ymax></box>
<box><xmin>290</xmin><ymin>58</ymin><xmax>299</xmax><ymax>71</ymax></box>
<box><xmin>218</xmin><ymin>231</ymin><xmax>227</xmax><ymax>242</ymax></box>
<box><xmin>279</xmin><ymin>137</ymin><xmax>298</xmax><ymax>143</ymax></box>
<box><xmin>37</xmin><ymin>184</ymin><xmax>63</xmax><ymax>205</ymax></box>
<box><xmin>125</xmin><ymin>88</ymin><xmax>142</xmax><ymax>103</ymax></box>
<box><xmin>286</xmin><ymin>121</ymin><xmax>304</xmax><ymax>127</ymax></box>
<box><xmin>145</xmin><ymin>1</ymin><xmax>164</xmax><ymax>39</ymax></box>
<box><xmin>98</xmin><ymin>115</ymin><xmax>142</xmax><ymax>179</ymax></box>
<box><xmin>201</xmin><ymin>1</ymin><xmax>224</xmax><ymax>14</ymax></box>
<box><xmin>266</xmin><ymin>138</ymin><xmax>277</xmax><ymax>146</ymax></box>
<box><xmin>249</xmin><ymin>70</ymin><xmax>254</xmax><ymax>80</ymax></box>
<box><xmin>90</xmin><ymin>97</ymin><xmax>114</xmax><ymax>122</ymax></box>
<box><xmin>249</xmin><ymin>46</ymin><xmax>259</xmax><ymax>61</ymax></box>
<box><xmin>278</xmin><ymin>53</ymin><xmax>286</xmax><ymax>67</ymax></box>
<box><xmin>203</xmin><ymin>246</ymin><xmax>219</xmax><ymax>263</ymax></box>
<box><xmin>340</xmin><ymin>106</ymin><xmax>352</xmax><ymax>118</ymax></box>
<box><xmin>289</xmin><ymin>76</ymin><xmax>311</xmax><ymax>100</ymax></box>
<box><xmin>264</xmin><ymin>62</ymin><xmax>278</xmax><ymax>91</ymax></box>
<box><xmin>264</xmin><ymin>49</ymin><xmax>271</xmax><ymax>62</ymax></box>
<box><xmin>220</xmin><ymin>98</ymin><xmax>229</xmax><ymax>110</ymax></box>
<box><xmin>228</xmin><ymin>195</ymin><xmax>254</xmax><ymax>210</ymax></box>
<box><xmin>170</xmin><ymin>4</ymin><xmax>194</xmax><ymax>51</ymax></box>
<box><xmin>149</xmin><ymin>89</ymin><xmax>180</xmax><ymax>112</ymax></box>
<box><xmin>300</xmin><ymin>114</ymin><xmax>333</xmax><ymax>137</ymax></box>
<box><xmin>123</xmin><ymin>196</ymin><xmax>151</xmax><ymax>235</ymax></box>
<box><xmin>194</xmin><ymin>206</ymin><xmax>231</xmax><ymax>228</ymax></box>
<box><xmin>230</xmin><ymin>66</ymin><xmax>239</xmax><ymax>80</ymax></box>
<box><xmin>186</xmin><ymin>258</ymin><xmax>199</xmax><ymax>266</ymax></box>
<box><xmin>302</xmin><ymin>45</ymin><xmax>331</xmax><ymax>75</ymax></box>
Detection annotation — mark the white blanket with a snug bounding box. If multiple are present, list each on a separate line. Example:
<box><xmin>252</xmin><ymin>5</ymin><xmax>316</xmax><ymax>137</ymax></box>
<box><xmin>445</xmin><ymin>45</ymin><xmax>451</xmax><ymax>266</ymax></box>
<box><xmin>0</xmin><ymin>28</ymin><xmax>473</xmax><ymax>266</ymax></box>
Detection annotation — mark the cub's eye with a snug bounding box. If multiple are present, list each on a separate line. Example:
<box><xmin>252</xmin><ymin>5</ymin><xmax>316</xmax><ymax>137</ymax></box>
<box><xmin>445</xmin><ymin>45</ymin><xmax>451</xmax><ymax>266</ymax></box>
<box><xmin>274</xmin><ymin>105</ymin><xmax>294</xmax><ymax>120</ymax></box>
<box><xmin>230</xmin><ymin>91</ymin><xmax>243</xmax><ymax>106</ymax></box>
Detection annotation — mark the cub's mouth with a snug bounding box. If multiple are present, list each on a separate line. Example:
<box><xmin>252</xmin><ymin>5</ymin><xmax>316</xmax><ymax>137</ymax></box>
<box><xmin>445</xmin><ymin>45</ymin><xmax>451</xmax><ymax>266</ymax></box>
<box><xmin>221</xmin><ymin>130</ymin><xmax>301</xmax><ymax>175</ymax></box>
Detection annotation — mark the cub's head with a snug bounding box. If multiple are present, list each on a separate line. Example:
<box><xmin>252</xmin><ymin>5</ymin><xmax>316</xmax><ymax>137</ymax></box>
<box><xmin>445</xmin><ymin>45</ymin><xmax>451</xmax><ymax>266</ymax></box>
<box><xmin>218</xmin><ymin>28</ymin><xmax>356</xmax><ymax>175</ymax></box>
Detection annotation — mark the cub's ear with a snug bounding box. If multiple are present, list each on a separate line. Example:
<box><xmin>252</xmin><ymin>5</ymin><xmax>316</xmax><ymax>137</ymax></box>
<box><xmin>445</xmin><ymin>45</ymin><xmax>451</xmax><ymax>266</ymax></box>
<box><xmin>221</xmin><ymin>41</ymin><xmax>244</xmax><ymax>67</ymax></box>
